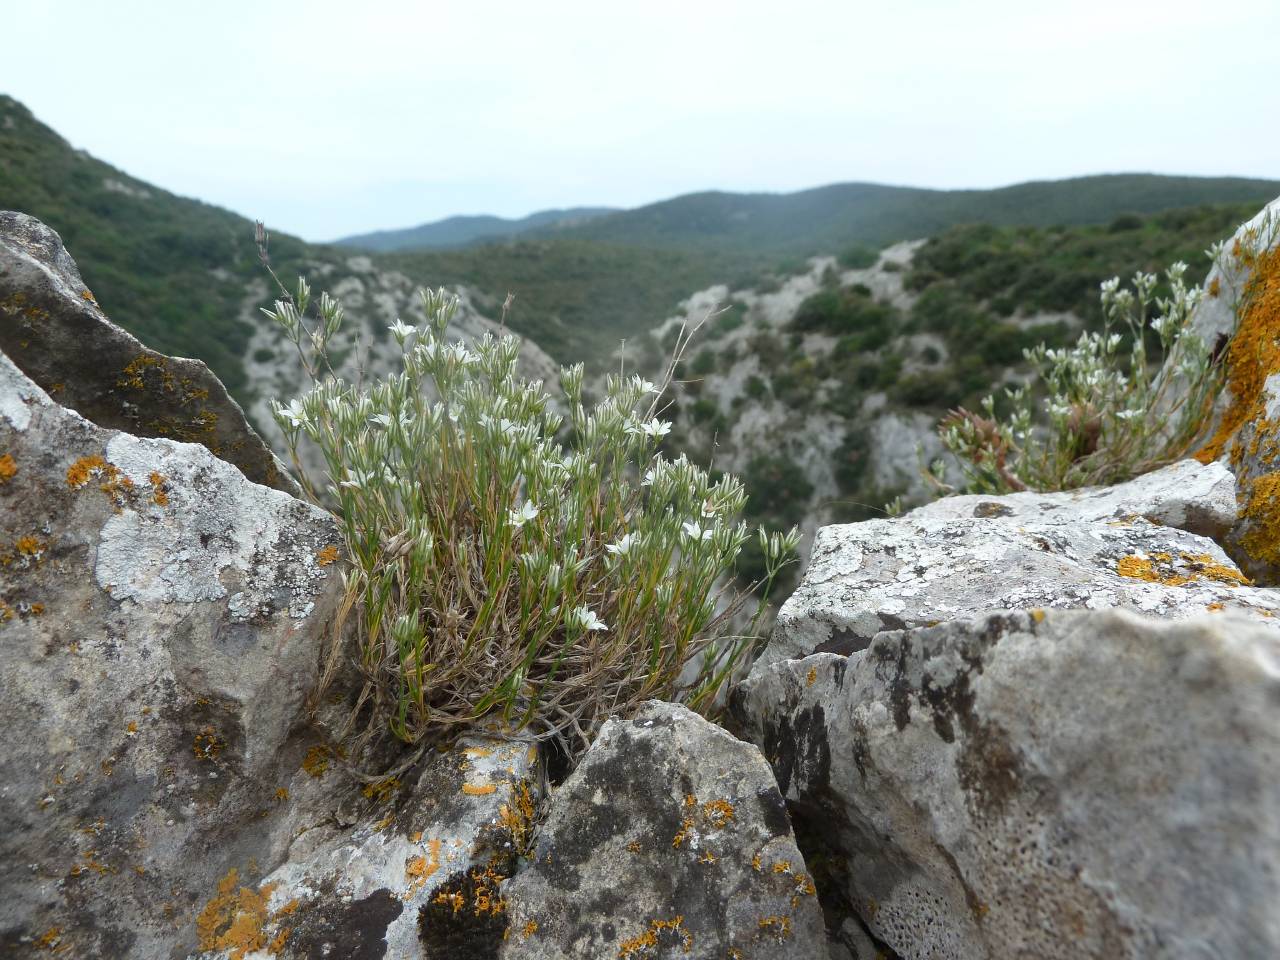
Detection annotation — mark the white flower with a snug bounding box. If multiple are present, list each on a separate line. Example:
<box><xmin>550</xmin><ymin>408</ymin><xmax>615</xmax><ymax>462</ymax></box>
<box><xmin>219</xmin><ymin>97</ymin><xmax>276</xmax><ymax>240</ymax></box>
<box><xmin>629</xmin><ymin>418</ymin><xmax>672</xmax><ymax>439</ymax></box>
<box><xmin>339</xmin><ymin>468</ymin><xmax>374</xmax><ymax>490</ymax></box>
<box><xmin>636</xmin><ymin>378</ymin><xmax>658</xmax><ymax>395</ymax></box>
<box><xmin>388</xmin><ymin>318</ymin><xmax>416</xmax><ymax>341</ymax></box>
<box><xmin>369</xmin><ymin>413</ymin><xmax>393</xmax><ymax>428</ymax></box>
<box><xmin>641</xmin><ymin>467</ymin><xmax>657</xmax><ymax>487</ymax></box>
<box><xmin>508</xmin><ymin>501</ymin><xmax>539</xmax><ymax>528</ymax></box>
<box><xmin>682</xmin><ymin>521</ymin><xmax>714</xmax><ymax>542</ymax></box>
<box><xmin>606</xmin><ymin>533</ymin><xmax>637</xmax><ymax>557</ymax></box>
<box><xmin>275</xmin><ymin>398</ymin><xmax>308</xmax><ymax>428</ymax></box>
<box><xmin>570</xmin><ymin>606</ymin><xmax>609</xmax><ymax>632</ymax></box>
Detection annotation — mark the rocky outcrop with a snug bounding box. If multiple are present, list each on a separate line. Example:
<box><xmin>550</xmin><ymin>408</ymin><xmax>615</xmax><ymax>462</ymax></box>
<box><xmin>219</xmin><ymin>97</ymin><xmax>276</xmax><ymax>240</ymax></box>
<box><xmin>0</xmin><ymin>211</ymin><xmax>299</xmax><ymax>494</ymax></box>
<box><xmin>754</xmin><ymin>458</ymin><xmax>1280</xmax><ymax>675</ymax></box>
<box><xmin>501</xmin><ymin>702</ymin><xmax>828</xmax><ymax>960</ymax></box>
<box><xmin>1181</xmin><ymin>195</ymin><xmax>1280</xmax><ymax>582</ymax></box>
<box><xmin>191</xmin><ymin>735</ymin><xmax>540</xmax><ymax>960</ymax></box>
<box><xmin>734</xmin><ymin>608</ymin><xmax>1280</xmax><ymax>959</ymax></box>
<box><xmin>0</xmin><ymin>349</ymin><xmax>342</xmax><ymax>956</ymax></box>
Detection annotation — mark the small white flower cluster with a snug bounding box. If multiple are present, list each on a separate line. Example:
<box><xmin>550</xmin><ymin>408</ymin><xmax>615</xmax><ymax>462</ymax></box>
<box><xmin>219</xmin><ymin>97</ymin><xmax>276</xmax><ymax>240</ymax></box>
<box><xmin>265</xmin><ymin>277</ymin><xmax>798</xmax><ymax>752</ymax></box>
<box><xmin>940</xmin><ymin>257</ymin><xmax>1221</xmax><ymax>494</ymax></box>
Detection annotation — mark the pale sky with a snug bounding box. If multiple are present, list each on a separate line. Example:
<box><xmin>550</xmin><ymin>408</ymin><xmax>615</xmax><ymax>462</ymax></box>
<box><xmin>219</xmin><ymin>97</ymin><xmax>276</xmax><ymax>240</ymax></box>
<box><xmin>6</xmin><ymin>0</ymin><xmax>1279</xmax><ymax>242</ymax></box>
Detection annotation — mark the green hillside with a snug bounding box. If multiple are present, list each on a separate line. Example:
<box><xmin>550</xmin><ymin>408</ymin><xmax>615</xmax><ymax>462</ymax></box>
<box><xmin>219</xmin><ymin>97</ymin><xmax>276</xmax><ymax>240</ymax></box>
<box><xmin>335</xmin><ymin>206</ymin><xmax>616</xmax><ymax>251</ymax></box>
<box><xmin>541</xmin><ymin>175</ymin><xmax>1280</xmax><ymax>258</ymax></box>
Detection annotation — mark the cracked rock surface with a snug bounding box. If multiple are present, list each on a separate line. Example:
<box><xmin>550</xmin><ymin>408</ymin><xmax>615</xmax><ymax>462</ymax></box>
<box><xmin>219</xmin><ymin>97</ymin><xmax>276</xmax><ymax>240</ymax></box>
<box><xmin>754</xmin><ymin>458</ymin><xmax>1280</xmax><ymax>676</ymax></box>
<box><xmin>0</xmin><ymin>349</ymin><xmax>341</xmax><ymax>958</ymax></box>
<box><xmin>501</xmin><ymin>701</ymin><xmax>828</xmax><ymax>960</ymax></box>
<box><xmin>734</xmin><ymin>609</ymin><xmax>1280</xmax><ymax>960</ymax></box>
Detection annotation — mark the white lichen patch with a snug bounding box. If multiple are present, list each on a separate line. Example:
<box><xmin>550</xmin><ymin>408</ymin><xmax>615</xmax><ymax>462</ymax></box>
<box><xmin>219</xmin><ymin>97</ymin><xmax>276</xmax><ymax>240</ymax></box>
<box><xmin>96</xmin><ymin>434</ymin><xmax>336</xmax><ymax>616</ymax></box>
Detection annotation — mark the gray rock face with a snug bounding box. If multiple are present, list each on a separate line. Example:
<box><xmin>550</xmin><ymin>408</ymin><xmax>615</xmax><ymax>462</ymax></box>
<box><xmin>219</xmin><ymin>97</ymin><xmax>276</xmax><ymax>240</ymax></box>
<box><xmin>0</xmin><ymin>210</ymin><xmax>298</xmax><ymax>494</ymax></box>
<box><xmin>501</xmin><ymin>701</ymin><xmax>828</xmax><ymax>960</ymax></box>
<box><xmin>0</xmin><ymin>349</ymin><xmax>341</xmax><ymax>957</ymax></box>
<box><xmin>734</xmin><ymin>608</ymin><xmax>1280</xmax><ymax>960</ymax></box>
<box><xmin>1175</xmin><ymin>195</ymin><xmax>1280</xmax><ymax>583</ymax></box>
<box><xmin>190</xmin><ymin>735</ymin><xmax>540</xmax><ymax>960</ymax></box>
<box><xmin>755</xmin><ymin>459</ymin><xmax>1280</xmax><ymax>675</ymax></box>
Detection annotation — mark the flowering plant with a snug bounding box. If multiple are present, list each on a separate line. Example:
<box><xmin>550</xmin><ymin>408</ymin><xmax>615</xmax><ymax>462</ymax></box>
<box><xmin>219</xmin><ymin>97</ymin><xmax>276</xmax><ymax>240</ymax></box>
<box><xmin>938</xmin><ymin>257</ymin><xmax>1222</xmax><ymax>494</ymax></box>
<box><xmin>266</xmin><ymin>279</ymin><xmax>797</xmax><ymax>754</ymax></box>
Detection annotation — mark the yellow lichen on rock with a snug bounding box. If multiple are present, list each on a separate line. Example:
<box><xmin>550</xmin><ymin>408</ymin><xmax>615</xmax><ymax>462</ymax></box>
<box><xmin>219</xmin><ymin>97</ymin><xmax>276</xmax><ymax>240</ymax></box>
<box><xmin>195</xmin><ymin>869</ymin><xmax>285</xmax><ymax>960</ymax></box>
<box><xmin>0</xmin><ymin>453</ymin><xmax>16</xmax><ymax>483</ymax></box>
<box><xmin>1196</xmin><ymin>243</ymin><xmax>1280</xmax><ymax>466</ymax></box>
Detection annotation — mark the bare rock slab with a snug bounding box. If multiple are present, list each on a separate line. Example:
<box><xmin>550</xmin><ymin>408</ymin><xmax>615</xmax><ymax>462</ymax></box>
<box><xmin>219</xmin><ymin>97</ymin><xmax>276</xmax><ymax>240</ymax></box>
<box><xmin>0</xmin><ymin>350</ymin><xmax>341</xmax><ymax>958</ymax></box>
<box><xmin>733</xmin><ymin>609</ymin><xmax>1280</xmax><ymax>960</ymax></box>
<box><xmin>756</xmin><ymin>459</ymin><xmax>1280</xmax><ymax>675</ymax></box>
<box><xmin>0</xmin><ymin>210</ymin><xmax>298</xmax><ymax>494</ymax></box>
<box><xmin>501</xmin><ymin>701</ymin><xmax>828</xmax><ymax>960</ymax></box>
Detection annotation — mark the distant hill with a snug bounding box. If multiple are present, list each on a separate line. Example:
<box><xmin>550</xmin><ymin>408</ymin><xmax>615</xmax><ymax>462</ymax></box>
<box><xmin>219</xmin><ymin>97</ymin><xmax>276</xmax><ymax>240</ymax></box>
<box><xmin>538</xmin><ymin>175</ymin><xmax>1280</xmax><ymax>258</ymax></box>
<box><xmin>336</xmin><ymin>206</ymin><xmax>617</xmax><ymax>251</ymax></box>
<box><xmin>3</xmin><ymin>90</ymin><xmax>1277</xmax><ymax>386</ymax></box>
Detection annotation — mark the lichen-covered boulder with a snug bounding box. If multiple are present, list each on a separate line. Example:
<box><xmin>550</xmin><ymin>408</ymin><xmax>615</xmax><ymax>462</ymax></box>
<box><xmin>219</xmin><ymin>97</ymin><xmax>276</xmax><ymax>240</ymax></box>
<box><xmin>909</xmin><ymin>458</ymin><xmax>1237</xmax><ymax>542</ymax></box>
<box><xmin>733</xmin><ymin>609</ymin><xmax>1280</xmax><ymax>960</ymax></box>
<box><xmin>0</xmin><ymin>210</ymin><xmax>298</xmax><ymax>494</ymax></box>
<box><xmin>190</xmin><ymin>735</ymin><xmax>540</xmax><ymax>960</ymax></box>
<box><xmin>1179</xmin><ymin>196</ymin><xmax>1280</xmax><ymax>582</ymax></box>
<box><xmin>500</xmin><ymin>701</ymin><xmax>828</xmax><ymax>960</ymax></box>
<box><xmin>753</xmin><ymin>458</ymin><xmax>1280</xmax><ymax>675</ymax></box>
<box><xmin>0</xmin><ymin>349</ymin><xmax>341</xmax><ymax>957</ymax></box>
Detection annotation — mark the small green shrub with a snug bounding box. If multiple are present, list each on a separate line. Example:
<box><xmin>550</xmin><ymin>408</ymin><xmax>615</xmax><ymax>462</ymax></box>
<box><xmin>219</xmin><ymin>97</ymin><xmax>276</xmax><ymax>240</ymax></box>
<box><xmin>938</xmin><ymin>259</ymin><xmax>1220</xmax><ymax>493</ymax></box>
<box><xmin>267</xmin><ymin>281</ymin><xmax>798</xmax><ymax>755</ymax></box>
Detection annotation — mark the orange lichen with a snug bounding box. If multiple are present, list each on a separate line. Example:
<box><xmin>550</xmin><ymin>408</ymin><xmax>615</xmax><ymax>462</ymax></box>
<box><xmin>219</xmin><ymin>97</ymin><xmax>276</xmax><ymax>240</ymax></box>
<box><xmin>1197</xmin><ymin>243</ymin><xmax>1280</xmax><ymax>465</ymax></box>
<box><xmin>274</xmin><ymin>788</ymin><xmax>289</xmax><ymax>802</ymax></box>
<box><xmin>1030</xmin><ymin>608</ymin><xmax>1046</xmax><ymax>623</ymax></box>
<box><xmin>521</xmin><ymin>919</ymin><xmax>539</xmax><ymax>940</ymax></box>
<box><xmin>757</xmin><ymin>915</ymin><xmax>793</xmax><ymax>939</ymax></box>
<box><xmin>703</xmin><ymin>799</ymin><xmax>735</xmax><ymax>829</ymax></box>
<box><xmin>126</xmin><ymin>721</ymin><xmax>138</xmax><ymax>736</ymax></box>
<box><xmin>1115</xmin><ymin>552</ymin><xmax>1249</xmax><ymax>587</ymax></box>
<box><xmin>16</xmin><ymin>535</ymin><xmax>45</xmax><ymax>559</ymax></box>
<box><xmin>497</xmin><ymin>779</ymin><xmax>537</xmax><ymax>853</ymax></box>
<box><xmin>66</xmin><ymin>454</ymin><xmax>108</xmax><ymax>489</ymax></box>
<box><xmin>192</xmin><ymin>727</ymin><xmax>225</xmax><ymax>761</ymax></box>
<box><xmin>405</xmin><ymin>839</ymin><xmax>443</xmax><ymax>898</ymax></box>
<box><xmin>1209</xmin><ymin>276</ymin><xmax>1222</xmax><ymax>298</ymax></box>
<box><xmin>316</xmin><ymin>544</ymin><xmax>340</xmax><ymax>566</ymax></box>
<box><xmin>362</xmin><ymin>777</ymin><xmax>401</xmax><ymax>803</ymax></box>
<box><xmin>34</xmin><ymin>926</ymin><xmax>62</xmax><ymax>950</ymax></box>
<box><xmin>0</xmin><ymin>453</ymin><xmax>15</xmax><ymax>483</ymax></box>
<box><xmin>148</xmin><ymin>472</ymin><xmax>169</xmax><ymax>506</ymax></box>
<box><xmin>627</xmin><ymin>840</ymin><xmax>643</xmax><ymax>854</ymax></box>
<box><xmin>302</xmin><ymin>745</ymin><xmax>330</xmax><ymax>777</ymax></box>
<box><xmin>805</xmin><ymin>666</ymin><xmax>817</xmax><ymax>687</ymax></box>
<box><xmin>618</xmin><ymin>916</ymin><xmax>692</xmax><ymax>957</ymax></box>
<box><xmin>1207</xmin><ymin>602</ymin><xmax>1226</xmax><ymax>611</ymax></box>
<box><xmin>195</xmin><ymin>869</ymin><xmax>284</xmax><ymax>960</ymax></box>
<box><xmin>1240</xmin><ymin>471</ymin><xmax>1280</xmax><ymax>566</ymax></box>
<box><xmin>462</xmin><ymin>783</ymin><xmax>497</xmax><ymax>796</ymax></box>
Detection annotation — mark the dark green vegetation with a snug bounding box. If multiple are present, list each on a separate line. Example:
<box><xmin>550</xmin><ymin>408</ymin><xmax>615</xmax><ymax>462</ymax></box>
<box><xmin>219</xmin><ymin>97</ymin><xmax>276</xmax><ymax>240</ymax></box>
<box><xmin>670</xmin><ymin>202</ymin><xmax>1260</xmax><ymax>555</ymax></box>
<box><xmin>535</xmin><ymin>176</ymin><xmax>1280</xmax><ymax>259</ymax></box>
<box><xmin>336</xmin><ymin>206</ymin><xmax>616</xmax><ymax>251</ymax></box>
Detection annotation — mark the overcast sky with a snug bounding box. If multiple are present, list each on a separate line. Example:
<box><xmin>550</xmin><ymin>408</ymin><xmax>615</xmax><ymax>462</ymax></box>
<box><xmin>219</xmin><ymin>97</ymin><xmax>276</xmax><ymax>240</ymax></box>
<box><xmin>6</xmin><ymin>0</ymin><xmax>1279</xmax><ymax>242</ymax></box>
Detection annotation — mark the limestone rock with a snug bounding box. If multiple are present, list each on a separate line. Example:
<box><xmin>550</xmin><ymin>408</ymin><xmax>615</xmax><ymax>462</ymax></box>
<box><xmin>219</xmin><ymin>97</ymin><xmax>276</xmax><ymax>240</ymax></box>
<box><xmin>501</xmin><ymin>701</ymin><xmax>828</xmax><ymax>960</ymax></box>
<box><xmin>0</xmin><ymin>210</ymin><xmax>298</xmax><ymax>494</ymax></box>
<box><xmin>733</xmin><ymin>608</ymin><xmax>1280</xmax><ymax>960</ymax></box>
<box><xmin>755</xmin><ymin>459</ymin><xmax>1280</xmax><ymax>674</ymax></box>
<box><xmin>189</xmin><ymin>736</ymin><xmax>540</xmax><ymax>960</ymax></box>
<box><xmin>910</xmin><ymin>458</ymin><xmax>1237</xmax><ymax>542</ymax></box>
<box><xmin>1178</xmin><ymin>195</ymin><xmax>1280</xmax><ymax>582</ymax></box>
<box><xmin>0</xmin><ymin>350</ymin><xmax>341</xmax><ymax>958</ymax></box>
